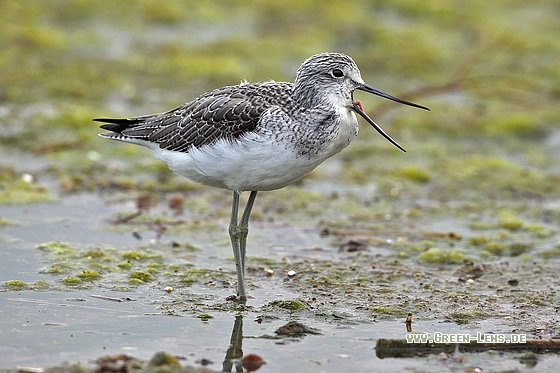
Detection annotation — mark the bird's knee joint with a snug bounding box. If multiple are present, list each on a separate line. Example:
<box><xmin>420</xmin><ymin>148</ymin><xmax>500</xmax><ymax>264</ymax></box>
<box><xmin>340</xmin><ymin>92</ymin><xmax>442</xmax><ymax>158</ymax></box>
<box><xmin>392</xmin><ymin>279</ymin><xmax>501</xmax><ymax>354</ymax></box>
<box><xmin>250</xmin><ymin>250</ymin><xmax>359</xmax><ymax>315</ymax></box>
<box><xmin>239</xmin><ymin>225</ymin><xmax>249</xmax><ymax>237</ymax></box>
<box><xmin>229</xmin><ymin>225</ymin><xmax>240</xmax><ymax>240</ymax></box>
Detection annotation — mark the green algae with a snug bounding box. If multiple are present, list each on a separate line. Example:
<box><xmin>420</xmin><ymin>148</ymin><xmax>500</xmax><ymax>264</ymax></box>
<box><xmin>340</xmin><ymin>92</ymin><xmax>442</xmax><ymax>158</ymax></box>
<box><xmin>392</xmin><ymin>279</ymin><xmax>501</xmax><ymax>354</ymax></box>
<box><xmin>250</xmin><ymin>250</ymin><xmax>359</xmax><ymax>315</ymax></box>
<box><xmin>129</xmin><ymin>271</ymin><xmax>155</xmax><ymax>282</ymax></box>
<box><xmin>467</xmin><ymin>236</ymin><xmax>491</xmax><ymax>247</ymax></box>
<box><xmin>77</xmin><ymin>269</ymin><xmax>101</xmax><ymax>280</ymax></box>
<box><xmin>394</xmin><ymin>240</ymin><xmax>436</xmax><ymax>253</ymax></box>
<box><xmin>398</xmin><ymin>165</ymin><xmax>431</xmax><ymax>183</ymax></box>
<box><xmin>62</xmin><ymin>276</ymin><xmax>82</xmax><ymax>285</ymax></box>
<box><xmin>43</xmin><ymin>263</ymin><xmax>74</xmax><ymax>274</ymax></box>
<box><xmin>149</xmin><ymin>351</ymin><xmax>181</xmax><ymax>368</ymax></box>
<box><xmin>245</xmin><ymin>256</ymin><xmax>281</xmax><ymax>266</ymax></box>
<box><xmin>518</xmin><ymin>352</ymin><xmax>539</xmax><ymax>367</ymax></box>
<box><xmin>174</xmin><ymin>267</ymin><xmax>228</xmax><ymax>286</ymax></box>
<box><xmin>121</xmin><ymin>250</ymin><xmax>164</xmax><ymax>261</ymax></box>
<box><xmin>417</xmin><ymin>248</ymin><xmax>467</xmax><ymax>264</ymax></box>
<box><xmin>482</xmin><ymin>242</ymin><xmax>532</xmax><ymax>257</ymax></box>
<box><xmin>196</xmin><ymin>313</ymin><xmax>213</xmax><ymax>321</ymax></box>
<box><xmin>32</xmin><ymin>280</ymin><xmax>50</xmax><ymax>289</ymax></box>
<box><xmin>83</xmin><ymin>249</ymin><xmax>114</xmax><ymax>261</ymax></box>
<box><xmin>539</xmin><ymin>248</ymin><xmax>560</xmax><ymax>259</ymax></box>
<box><xmin>169</xmin><ymin>242</ymin><xmax>199</xmax><ymax>252</ymax></box>
<box><xmin>117</xmin><ymin>261</ymin><xmax>133</xmax><ymax>269</ymax></box>
<box><xmin>465</xmin><ymin>208</ymin><xmax>558</xmax><ymax>242</ymax></box>
<box><xmin>265</xmin><ymin>299</ymin><xmax>308</xmax><ymax>312</ymax></box>
<box><xmin>33</xmin><ymin>242</ymin><xmax>186</xmax><ymax>288</ymax></box>
<box><xmin>37</xmin><ymin>242</ymin><xmax>75</xmax><ymax>255</ymax></box>
<box><xmin>0</xmin><ymin>179</ymin><xmax>54</xmax><ymax>205</ymax></box>
<box><xmin>5</xmin><ymin>280</ymin><xmax>27</xmax><ymax>288</ymax></box>
<box><xmin>481</xmin><ymin>113</ymin><xmax>547</xmax><ymax>138</ymax></box>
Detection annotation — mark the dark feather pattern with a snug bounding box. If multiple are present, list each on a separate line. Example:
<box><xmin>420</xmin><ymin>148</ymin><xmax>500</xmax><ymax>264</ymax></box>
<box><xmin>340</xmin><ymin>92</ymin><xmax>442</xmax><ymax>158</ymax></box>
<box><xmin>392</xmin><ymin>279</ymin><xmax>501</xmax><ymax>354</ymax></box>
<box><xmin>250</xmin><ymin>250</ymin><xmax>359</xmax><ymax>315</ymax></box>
<box><xmin>96</xmin><ymin>81</ymin><xmax>295</xmax><ymax>152</ymax></box>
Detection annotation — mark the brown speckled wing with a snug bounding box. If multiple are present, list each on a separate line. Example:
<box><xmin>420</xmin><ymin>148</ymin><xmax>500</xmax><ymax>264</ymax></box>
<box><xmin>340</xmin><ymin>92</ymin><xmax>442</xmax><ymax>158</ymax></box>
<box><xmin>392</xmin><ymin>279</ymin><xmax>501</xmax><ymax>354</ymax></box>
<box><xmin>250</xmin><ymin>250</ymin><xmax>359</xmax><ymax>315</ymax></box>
<box><xmin>96</xmin><ymin>82</ymin><xmax>293</xmax><ymax>152</ymax></box>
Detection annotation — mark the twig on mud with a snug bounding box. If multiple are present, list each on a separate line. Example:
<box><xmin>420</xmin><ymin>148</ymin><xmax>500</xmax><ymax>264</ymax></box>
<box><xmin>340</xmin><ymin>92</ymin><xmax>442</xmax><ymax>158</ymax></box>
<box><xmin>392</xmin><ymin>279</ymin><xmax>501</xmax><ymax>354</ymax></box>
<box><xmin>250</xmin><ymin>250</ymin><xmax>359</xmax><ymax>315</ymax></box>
<box><xmin>321</xmin><ymin>227</ymin><xmax>460</xmax><ymax>241</ymax></box>
<box><xmin>111</xmin><ymin>211</ymin><xmax>143</xmax><ymax>224</ymax></box>
<box><xmin>89</xmin><ymin>294</ymin><xmax>135</xmax><ymax>302</ymax></box>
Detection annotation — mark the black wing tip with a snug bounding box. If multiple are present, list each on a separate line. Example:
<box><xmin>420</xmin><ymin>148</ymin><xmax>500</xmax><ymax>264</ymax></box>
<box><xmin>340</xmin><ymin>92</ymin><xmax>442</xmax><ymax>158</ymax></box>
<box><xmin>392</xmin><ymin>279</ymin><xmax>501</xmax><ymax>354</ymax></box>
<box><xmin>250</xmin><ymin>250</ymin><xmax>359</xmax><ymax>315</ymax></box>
<box><xmin>98</xmin><ymin>124</ymin><xmax>120</xmax><ymax>132</ymax></box>
<box><xmin>93</xmin><ymin>118</ymin><xmax>132</xmax><ymax>133</ymax></box>
<box><xmin>93</xmin><ymin>117</ymin><xmax>130</xmax><ymax>124</ymax></box>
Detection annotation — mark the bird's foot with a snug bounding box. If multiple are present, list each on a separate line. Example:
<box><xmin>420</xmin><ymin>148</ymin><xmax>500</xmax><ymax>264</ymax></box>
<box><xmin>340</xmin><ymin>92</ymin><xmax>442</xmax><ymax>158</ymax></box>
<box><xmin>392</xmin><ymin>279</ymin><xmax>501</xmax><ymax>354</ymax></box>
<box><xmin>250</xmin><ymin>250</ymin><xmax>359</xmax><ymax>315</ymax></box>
<box><xmin>226</xmin><ymin>294</ymin><xmax>249</xmax><ymax>304</ymax></box>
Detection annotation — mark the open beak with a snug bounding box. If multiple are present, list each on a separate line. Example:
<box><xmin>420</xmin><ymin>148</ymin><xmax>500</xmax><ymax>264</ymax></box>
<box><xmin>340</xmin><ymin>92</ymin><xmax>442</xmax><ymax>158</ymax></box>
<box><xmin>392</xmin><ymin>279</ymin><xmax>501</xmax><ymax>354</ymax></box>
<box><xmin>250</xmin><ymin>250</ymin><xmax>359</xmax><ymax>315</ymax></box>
<box><xmin>352</xmin><ymin>84</ymin><xmax>430</xmax><ymax>153</ymax></box>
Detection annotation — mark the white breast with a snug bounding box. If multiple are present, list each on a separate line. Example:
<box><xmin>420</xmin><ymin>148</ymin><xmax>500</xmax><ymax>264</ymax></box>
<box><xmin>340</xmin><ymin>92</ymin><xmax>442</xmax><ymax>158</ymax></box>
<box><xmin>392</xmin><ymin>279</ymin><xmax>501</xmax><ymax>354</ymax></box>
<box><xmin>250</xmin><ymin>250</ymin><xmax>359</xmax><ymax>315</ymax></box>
<box><xmin>150</xmin><ymin>136</ymin><xmax>324</xmax><ymax>191</ymax></box>
<box><xmin>329</xmin><ymin>106</ymin><xmax>359</xmax><ymax>155</ymax></box>
<box><xmin>142</xmin><ymin>105</ymin><xmax>359</xmax><ymax>192</ymax></box>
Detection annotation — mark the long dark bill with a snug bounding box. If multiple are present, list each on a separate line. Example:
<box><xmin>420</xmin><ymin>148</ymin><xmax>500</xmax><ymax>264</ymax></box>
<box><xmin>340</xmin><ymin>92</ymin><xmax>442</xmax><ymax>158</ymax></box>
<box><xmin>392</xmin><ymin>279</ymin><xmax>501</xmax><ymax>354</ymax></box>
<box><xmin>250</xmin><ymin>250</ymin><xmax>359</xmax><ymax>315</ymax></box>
<box><xmin>352</xmin><ymin>102</ymin><xmax>407</xmax><ymax>152</ymax></box>
<box><xmin>357</xmin><ymin>84</ymin><xmax>430</xmax><ymax>111</ymax></box>
<box><xmin>353</xmin><ymin>84</ymin><xmax>430</xmax><ymax>153</ymax></box>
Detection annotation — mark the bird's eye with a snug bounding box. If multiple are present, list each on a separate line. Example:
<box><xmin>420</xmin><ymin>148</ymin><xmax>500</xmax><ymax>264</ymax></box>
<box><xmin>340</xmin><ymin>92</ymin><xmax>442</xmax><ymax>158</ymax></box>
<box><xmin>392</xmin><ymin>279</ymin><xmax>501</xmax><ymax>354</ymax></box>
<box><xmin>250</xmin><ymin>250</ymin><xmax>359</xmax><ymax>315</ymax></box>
<box><xmin>331</xmin><ymin>68</ymin><xmax>344</xmax><ymax>78</ymax></box>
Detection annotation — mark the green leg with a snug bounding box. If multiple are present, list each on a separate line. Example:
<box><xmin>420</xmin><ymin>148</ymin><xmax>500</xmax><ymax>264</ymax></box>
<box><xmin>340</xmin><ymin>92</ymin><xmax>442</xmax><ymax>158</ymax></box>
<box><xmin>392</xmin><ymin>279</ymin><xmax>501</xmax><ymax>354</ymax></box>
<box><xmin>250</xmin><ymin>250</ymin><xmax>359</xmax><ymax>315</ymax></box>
<box><xmin>228</xmin><ymin>190</ymin><xmax>246</xmax><ymax>303</ymax></box>
<box><xmin>239</xmin><ymin>191</ymin><xmax>258</xmax><ymax>275</ymax></box>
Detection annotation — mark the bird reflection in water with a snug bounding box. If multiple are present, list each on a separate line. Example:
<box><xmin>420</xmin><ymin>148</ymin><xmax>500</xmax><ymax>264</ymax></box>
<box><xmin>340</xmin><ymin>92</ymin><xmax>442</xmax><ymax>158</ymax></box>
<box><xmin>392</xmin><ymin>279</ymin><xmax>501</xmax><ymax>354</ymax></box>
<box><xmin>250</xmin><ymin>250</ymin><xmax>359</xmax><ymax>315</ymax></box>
<box><xmin>222</xmin><ymin>315</ymin><xmax>266</xmax><ymax>372</ymax></box>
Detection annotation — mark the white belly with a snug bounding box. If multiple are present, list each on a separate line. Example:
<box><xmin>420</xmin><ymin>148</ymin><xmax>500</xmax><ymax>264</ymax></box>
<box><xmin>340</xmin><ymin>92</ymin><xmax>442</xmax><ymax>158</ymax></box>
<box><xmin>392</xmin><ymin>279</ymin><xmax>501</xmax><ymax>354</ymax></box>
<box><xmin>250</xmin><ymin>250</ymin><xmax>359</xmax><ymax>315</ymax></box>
<box><xmin>151</xmin><ymin>136</ymin><xmax>322</xmax><ymax>191</ymax></box>
<box><xmin>144</xmin><ymin>108</ymin><xmax>359</xmax><ymax>192</ymax></box>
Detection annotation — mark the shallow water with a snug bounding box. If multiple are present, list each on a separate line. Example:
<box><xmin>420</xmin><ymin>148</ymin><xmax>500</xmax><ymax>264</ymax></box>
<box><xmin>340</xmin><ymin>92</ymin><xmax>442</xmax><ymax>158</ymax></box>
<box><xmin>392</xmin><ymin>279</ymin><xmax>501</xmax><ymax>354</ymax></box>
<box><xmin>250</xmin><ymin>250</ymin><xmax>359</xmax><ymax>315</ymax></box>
<box><xmin>2</xmin><ymin>289</ymin><xmax>559</xmax><ymax>372</ymax></box>
<box><xmin>2</xmin><ymin>193</ymin><xmax>560</xmax><ymax>372</ymax></box>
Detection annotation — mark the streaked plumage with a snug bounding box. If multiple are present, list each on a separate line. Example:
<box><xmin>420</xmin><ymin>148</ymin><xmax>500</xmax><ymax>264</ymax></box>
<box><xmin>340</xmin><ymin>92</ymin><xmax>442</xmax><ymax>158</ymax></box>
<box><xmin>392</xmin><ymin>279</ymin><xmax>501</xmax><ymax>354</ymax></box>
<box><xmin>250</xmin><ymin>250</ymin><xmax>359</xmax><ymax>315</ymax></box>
<box><xmin>96</xmin><ymin>52</ymin><xmax>429</xmax><ymax>302</ymax></box>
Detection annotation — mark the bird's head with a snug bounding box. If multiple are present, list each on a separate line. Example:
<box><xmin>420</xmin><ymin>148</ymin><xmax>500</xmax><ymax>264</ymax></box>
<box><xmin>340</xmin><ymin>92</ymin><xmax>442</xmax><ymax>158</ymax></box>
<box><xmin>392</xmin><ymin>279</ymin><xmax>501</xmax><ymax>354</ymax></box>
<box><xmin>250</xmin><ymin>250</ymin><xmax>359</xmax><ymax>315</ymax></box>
<box><xmin>293</xmin><ymin>52</ymin><xmax>430</xmax><ymax>152</ymax></box>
